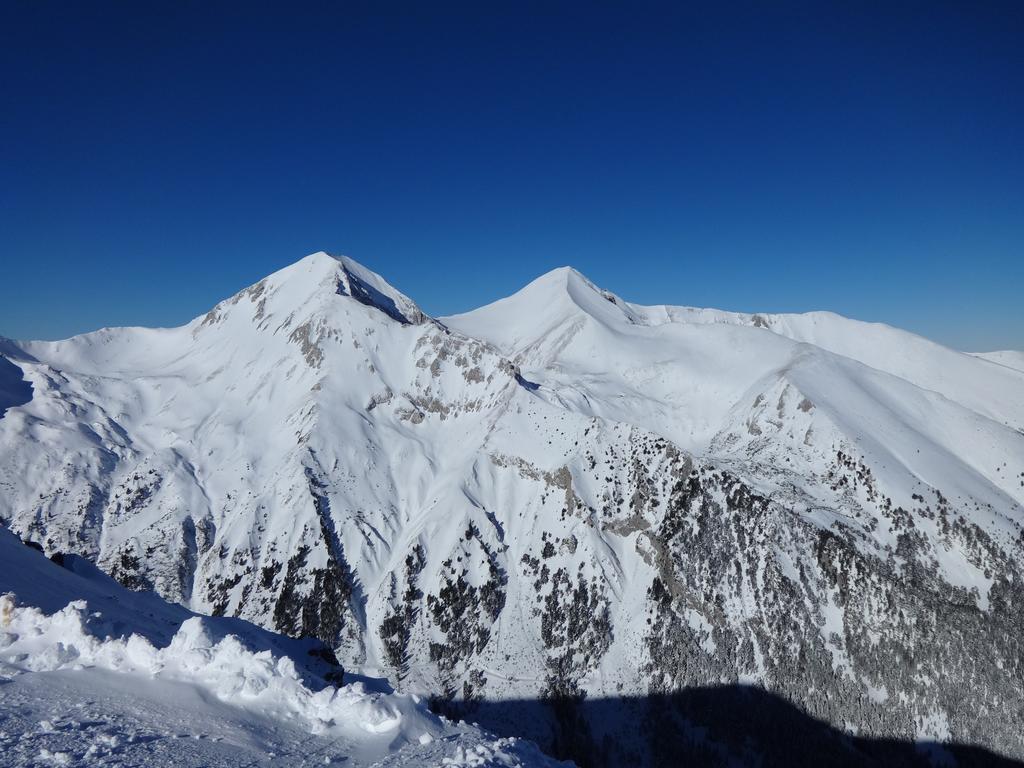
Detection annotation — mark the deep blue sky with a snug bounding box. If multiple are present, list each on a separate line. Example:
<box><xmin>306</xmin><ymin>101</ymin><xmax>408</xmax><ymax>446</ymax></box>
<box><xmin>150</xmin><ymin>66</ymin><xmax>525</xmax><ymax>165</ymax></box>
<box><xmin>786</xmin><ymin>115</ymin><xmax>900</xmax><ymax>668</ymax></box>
<box><xmin>2</xmin><ymin>2</ymin><xmax>1022</xmax><ymax>350</ymax></box>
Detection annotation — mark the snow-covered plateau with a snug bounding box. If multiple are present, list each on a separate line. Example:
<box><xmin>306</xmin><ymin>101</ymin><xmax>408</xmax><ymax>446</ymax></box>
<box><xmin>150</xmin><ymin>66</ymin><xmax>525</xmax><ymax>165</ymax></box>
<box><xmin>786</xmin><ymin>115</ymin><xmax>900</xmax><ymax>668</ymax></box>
<box><xmin>1</xmin><ymin>252</ymin><xmax>1022</xmax><ymax>766</ymax></box>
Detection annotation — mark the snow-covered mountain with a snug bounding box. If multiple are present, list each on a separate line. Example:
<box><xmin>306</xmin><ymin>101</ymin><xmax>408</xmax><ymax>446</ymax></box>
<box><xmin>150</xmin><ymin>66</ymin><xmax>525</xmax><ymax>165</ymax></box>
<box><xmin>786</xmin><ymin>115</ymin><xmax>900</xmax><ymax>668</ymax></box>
<box><xmin>2</xmin><ymin>252</ymin><xmax>1022</xmax><ymax>766</ymax></box>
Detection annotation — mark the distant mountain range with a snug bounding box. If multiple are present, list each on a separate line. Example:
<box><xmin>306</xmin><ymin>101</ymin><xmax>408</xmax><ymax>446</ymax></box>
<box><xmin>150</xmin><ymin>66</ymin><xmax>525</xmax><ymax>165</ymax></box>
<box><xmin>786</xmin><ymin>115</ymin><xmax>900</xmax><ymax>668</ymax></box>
<box><xmin>2</xmin><ymin>252</ymin><xmax>1022</xmax><ymax>766</ymax></box>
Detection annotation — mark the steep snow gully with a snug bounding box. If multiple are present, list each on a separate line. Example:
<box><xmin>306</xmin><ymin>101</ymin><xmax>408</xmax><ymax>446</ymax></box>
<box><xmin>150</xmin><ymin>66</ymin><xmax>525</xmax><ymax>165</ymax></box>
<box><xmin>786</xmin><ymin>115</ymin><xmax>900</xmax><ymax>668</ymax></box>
<box><xmin>2</xmin><ymin>252</ymin><xmax>1023</xmax><ymax>767</ymax></box>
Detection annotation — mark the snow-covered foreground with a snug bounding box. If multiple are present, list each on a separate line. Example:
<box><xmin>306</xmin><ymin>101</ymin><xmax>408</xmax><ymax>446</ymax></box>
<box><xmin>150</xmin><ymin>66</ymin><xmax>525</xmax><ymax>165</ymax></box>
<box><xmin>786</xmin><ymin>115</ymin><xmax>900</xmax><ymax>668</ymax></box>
<box><xmin>0</xmin><ymin>528</ymin><xmax>566</xmax><ymax>767</ymax></box>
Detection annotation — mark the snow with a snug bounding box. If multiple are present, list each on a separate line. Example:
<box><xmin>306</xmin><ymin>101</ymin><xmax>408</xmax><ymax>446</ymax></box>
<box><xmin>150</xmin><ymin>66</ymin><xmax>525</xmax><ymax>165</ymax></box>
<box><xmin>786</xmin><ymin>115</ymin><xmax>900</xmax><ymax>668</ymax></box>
<box><xmin>443</xmin><ymin>260</ymin><xmax>1024</xmax><ymax>552</ymax></box>
<box><xmin>973</xmin><ymin>349</ymin><xmax>1024</xmax><ymax>374</ymax></box>
<box><xmin>0</xmin><ymin>527</ymin><xmax>568</xmax><ymax>767</ymax></box>
<box><xmin>9</xmin><ymin>254</ymin><xmax>1020</xmax><ymax>595</ymax></box>
<box><xmin>0</xmin><ymin>250</ymin><xmax>1022</xmax><ymax>761</ymax></box>
<box><xmin>1</xmin><ymin>595</ymin><xmax>430</xmax><ymax>742</ymax></box>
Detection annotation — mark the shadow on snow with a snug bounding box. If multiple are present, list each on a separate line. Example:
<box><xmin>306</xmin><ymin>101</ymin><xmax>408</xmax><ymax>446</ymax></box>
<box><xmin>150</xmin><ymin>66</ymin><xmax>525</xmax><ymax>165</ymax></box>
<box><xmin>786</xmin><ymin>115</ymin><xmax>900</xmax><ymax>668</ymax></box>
<box><xmin>433</xmin><ymin>685</ymin><xmax>1022</xmax><ymax>768</ymax></box>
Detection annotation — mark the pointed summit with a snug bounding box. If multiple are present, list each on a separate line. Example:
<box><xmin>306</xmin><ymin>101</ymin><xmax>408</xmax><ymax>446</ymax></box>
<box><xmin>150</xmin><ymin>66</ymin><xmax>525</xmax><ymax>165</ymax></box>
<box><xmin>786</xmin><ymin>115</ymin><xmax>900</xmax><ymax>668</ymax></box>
<box><xmin>261</xmin><ymin>252</ymin><xmax>429</xmax><ymax>326</ymax></box>
<box><xmin>441</xmin><ymin>264</ymin><xmax>640</xmax><ymax>353</ymax></box>
<box><xmin>197</xmin><ymin>252</ymin><xmax>430</xmax><ymax>338</ymax></box>
<box><xmin>332</xmin><ymin>254</ymin><xmax>429</xmax><ymax>326</ymax></box>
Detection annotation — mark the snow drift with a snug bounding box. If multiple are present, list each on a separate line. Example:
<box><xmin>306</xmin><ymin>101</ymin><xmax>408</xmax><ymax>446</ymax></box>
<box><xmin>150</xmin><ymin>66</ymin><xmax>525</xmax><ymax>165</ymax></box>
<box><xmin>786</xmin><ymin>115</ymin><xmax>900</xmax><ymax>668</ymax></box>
<box><xmin>0</xmin><ymin>527</ymin><xmax>566</xmax><ymax>767</ymax></box>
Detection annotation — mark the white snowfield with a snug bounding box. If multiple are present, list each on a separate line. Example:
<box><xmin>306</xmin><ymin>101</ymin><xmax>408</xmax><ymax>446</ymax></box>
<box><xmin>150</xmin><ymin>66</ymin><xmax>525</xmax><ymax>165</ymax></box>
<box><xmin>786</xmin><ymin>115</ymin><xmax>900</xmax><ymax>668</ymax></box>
<box><xmin>4</xmin><ymin>254</ymin><xmax>1020</xmax><ymax>606</ymax></box>
<box><xmin>1</xmin><ymin>251</ymin><xmax>1023</xmax><ymax>764</ymax></box>
<box><xmin>445</xmin><ymin>265</ymin><xmax>1024</xmax><ymax>481</ymax></box>
<box><xmin>0</xmin><ymin>528</ymin><xmax>566</xmax><ymax>767</ymax></box>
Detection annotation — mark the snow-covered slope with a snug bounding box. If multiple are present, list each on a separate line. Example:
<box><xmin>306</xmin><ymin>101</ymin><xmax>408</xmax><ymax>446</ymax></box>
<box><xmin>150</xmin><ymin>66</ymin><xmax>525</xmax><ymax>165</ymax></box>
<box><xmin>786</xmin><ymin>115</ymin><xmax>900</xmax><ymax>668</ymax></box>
<box><xmin>2</xmin><ymin>252</ymin><xmax>1023</xmax><ymax>766</ymax></box>
<box><xmin>974</xmin><ymin>349</ymin><xmax>1024</xmax><ymax>374</ymax></box>
<box><xmin>0</xmin><ymin>525</ymin><xmax>564</xmax><ymax>767</ymax></box>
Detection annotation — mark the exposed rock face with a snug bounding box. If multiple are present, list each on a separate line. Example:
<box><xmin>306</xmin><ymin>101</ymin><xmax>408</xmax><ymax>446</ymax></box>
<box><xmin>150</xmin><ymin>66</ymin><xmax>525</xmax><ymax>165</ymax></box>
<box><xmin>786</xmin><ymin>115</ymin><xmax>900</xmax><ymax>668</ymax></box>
<box><xmin>2</xmin><ymin>253</ymin><xmax>1023</xmax><ymax>766</ymax></box>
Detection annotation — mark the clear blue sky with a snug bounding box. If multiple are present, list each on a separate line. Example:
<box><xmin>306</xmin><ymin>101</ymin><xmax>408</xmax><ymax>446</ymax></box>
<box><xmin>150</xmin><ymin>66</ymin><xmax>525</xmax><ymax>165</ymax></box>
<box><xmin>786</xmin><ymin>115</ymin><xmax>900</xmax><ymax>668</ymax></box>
<box><xmin>2</xmin><ymin>2</ymin><xmax>1022</xmax><ymax>350</ymax></box>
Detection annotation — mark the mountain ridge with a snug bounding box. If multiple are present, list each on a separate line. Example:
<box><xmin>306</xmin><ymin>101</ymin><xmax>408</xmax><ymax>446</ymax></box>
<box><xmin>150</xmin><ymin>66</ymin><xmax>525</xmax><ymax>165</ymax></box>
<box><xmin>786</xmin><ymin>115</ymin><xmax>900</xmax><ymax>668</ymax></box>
<box><xmin>2</xmin><ymin>251</ymin><xmax>1023</xmax><ymax>766</ymax></box>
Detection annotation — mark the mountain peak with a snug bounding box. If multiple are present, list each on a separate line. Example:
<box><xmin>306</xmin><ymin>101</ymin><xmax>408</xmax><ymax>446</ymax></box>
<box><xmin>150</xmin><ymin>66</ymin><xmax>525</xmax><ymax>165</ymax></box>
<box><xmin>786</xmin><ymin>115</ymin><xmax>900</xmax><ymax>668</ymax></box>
<box><xmin>527</xmin><ymin>265</ymin><xmax>599</xmax><ymax>292</ymax></box>
<box><xmin>217</xmin><ymin>252</ymin><xmax>429</xmax><ymax>330</ymax></box>
<box><xmin>332</xmin><ymin>254</ymin><xmax>429</xmax><ymax>326</ymax></box>
<box><xmin>6</xmin><ymin>249</ymin><xmax>1024</xmax><ymax>768</ymax></box>
<box><xmin>441</xmin><ymin>264</ymin><xmax>639</xmax><ymax>351</ymax></box>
